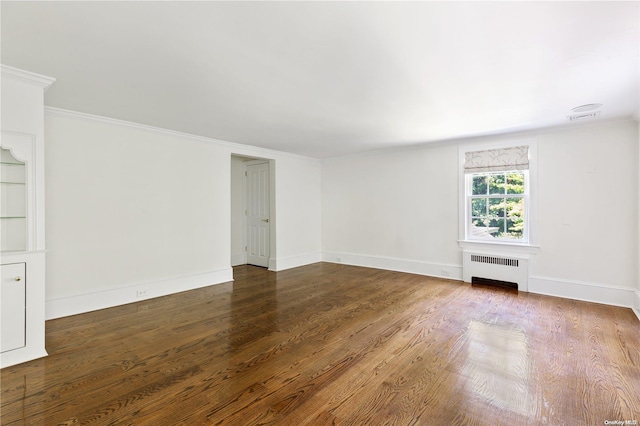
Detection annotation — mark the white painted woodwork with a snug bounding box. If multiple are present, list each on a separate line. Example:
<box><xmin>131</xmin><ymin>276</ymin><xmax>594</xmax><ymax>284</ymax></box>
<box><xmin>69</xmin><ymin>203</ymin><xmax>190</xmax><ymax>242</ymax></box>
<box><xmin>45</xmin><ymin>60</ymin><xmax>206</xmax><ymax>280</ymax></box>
<box><xmin>0</xmin><ymin>65</ymin><xmax>54</xmax><ymax>368</ymax></box>
<box><xmin>246</xmin><ymin>161</ymin><xmax>270</xmax><ymax>267</ymax></box>
<box><xmin>1</xmin><ymin>263</ymin><xmax>26</xmax><ymax>352</ymax></box>
<box><xmin>230</xmin><ymin>156</ymin><xmax>247</xmax><ymax>266</ymax></box>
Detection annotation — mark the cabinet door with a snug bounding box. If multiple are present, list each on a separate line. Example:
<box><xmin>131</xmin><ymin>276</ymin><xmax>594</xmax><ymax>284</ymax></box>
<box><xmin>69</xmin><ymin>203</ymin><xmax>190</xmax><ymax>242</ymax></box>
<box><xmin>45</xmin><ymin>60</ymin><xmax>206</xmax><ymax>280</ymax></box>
<box><xmin>1</xmin><ymin>263</ymin><xmax>26</xmax><ymax>352</ymax></box>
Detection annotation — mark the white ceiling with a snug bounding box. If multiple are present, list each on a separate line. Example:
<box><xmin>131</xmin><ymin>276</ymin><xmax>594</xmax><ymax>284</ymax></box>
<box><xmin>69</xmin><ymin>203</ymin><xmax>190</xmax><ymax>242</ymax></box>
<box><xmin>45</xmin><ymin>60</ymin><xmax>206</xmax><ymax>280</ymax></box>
<box><xmin>2</xmin><ymin>1</ymin><xmax>638</xmax><ymax>158</ymax></box>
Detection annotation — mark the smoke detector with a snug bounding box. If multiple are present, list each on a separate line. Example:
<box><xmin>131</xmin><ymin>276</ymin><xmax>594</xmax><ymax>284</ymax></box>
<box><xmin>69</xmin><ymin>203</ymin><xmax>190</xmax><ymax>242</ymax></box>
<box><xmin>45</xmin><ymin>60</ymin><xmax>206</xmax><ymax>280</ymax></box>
<box><xmin>568</xmin><ymin>111</ymin><xmax>601</xmax><ymax>121</ymax></box>
<box><xmin>571</xmin><ymin>103</ymin><xmax>602</xmax><ymax>113</ymax></box>
<box><xmin>568</xmin><ymin>103</ymin><xmax>602</xmax><ymax>121</ymax></box>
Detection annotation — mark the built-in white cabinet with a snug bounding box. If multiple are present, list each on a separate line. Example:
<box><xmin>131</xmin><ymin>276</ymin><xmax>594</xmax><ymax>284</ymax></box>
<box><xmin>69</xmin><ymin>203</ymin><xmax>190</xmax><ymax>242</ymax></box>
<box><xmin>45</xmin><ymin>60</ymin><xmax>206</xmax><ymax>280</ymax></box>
<box><xmin>1</xmin><ymin>263</ymin><xmax>26</xmax><ymax>352</ymax></box>
<box><xmin>0</xmin><ymin>65</ymin><xmax>54</xmax><ymax>368</ymax></box>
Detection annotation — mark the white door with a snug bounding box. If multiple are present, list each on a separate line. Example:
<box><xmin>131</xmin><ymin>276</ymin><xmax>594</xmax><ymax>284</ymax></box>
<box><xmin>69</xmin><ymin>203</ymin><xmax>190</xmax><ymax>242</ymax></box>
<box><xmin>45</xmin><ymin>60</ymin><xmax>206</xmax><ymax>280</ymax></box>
<box><xmin>246</xmin><ymin>161</ymin><xmax>270</xmax><ymax>267</ymax></box>
<box><xmin>1</xmin><ymin>262</ymin><xmax>26</xmax><ymax>352</ymax></box>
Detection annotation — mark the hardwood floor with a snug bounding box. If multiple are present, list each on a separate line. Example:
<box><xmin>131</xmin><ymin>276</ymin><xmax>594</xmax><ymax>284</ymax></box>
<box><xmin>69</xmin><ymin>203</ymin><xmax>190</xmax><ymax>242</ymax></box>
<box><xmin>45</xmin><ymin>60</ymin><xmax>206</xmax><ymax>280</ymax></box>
<box><xmin>1</xmin><ymin>263</ymin><xmax>639</xmax><ymax>425</ymax></box>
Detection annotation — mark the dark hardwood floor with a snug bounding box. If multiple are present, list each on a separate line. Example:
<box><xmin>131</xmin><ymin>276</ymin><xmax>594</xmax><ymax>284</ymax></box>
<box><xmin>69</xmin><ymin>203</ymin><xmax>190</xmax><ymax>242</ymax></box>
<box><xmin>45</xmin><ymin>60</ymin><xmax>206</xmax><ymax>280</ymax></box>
<box><xmin>1</xmin><ymin>263</ymin><xmax>639</xmax><ymax>425</ymax></box>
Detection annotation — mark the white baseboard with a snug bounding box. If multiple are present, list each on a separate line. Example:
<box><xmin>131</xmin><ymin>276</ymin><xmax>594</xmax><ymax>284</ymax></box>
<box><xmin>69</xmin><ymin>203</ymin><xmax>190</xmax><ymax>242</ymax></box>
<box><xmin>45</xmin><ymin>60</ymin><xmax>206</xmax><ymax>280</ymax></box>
<box><xmin>45</xmin><ymin>268</ymin><xmax>233</xmax><ymax>320</ymax></box>
<box><xmin>320</xmin><ymin>252</ymin><xmax>640</xmax><ymax>316</ymax></box>
<box><xmin>268</xmin><ymin>252</ymin><xmax>323</xmax><ymax>272</ymax></box>
<box><xmin>322</xmin><ymin>251</ymin><xmax>463</xmax><ymax>281</ymax></box>
<box><xmin>529</xmin><ymin>275</ymin><xmax>638</xmax><ymax>311</ymax></box>
<box><xmin>231</xmin><ymin>253</ymin><xmax>247</xmax><ymax>267</ymax></box>
<box><xmin>1</xmin><ymin>347</ymin><xmax>48</xmax><ymax>369</ymax></box>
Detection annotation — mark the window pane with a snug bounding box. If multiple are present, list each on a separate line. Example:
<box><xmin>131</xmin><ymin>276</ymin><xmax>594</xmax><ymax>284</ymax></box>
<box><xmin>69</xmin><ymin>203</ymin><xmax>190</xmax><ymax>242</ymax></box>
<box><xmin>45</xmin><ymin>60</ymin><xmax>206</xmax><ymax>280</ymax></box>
<box><xmin>487</xmin><ymin>218</ymin><xmax>504</xmax><ymax>236</ymax></box>
<box><xmin>507</xmin><ymin>173</ymin><xmax>525</xmax><ymax>194</ymax></box>
<box><xmin>472</xmin><ymin>175</ymin><xmax>487</xmax><ymax>195</ymax></box>
<box><xmin>489</xmin><ymin>174</ymin><xmax>505</xmax><ymax>194</ymax></box>
<box><xmin>489</xmin><ymin>198</ymin><xmax>505</xmax><ymax>217</ymax></box>
<box><xmin>506</xmin><ymin>197</ymin><xmax>524</xmax><ymax>219</ymax></box>
<box><xmin>472</xmin><ymin>217</ymin><xmax>487</xmax><ymax>227</ymax></box>
<box><xmin>506</xmin><ymin>197</ymin><xmax>524</xmax><ymax>239</ymax></box>
<box><xmin>471</xmin><ymin>198</ymin><xmax>487</xmax><ymax>216</ymax></box>
<box><xmin>470</xmin><ymin>217</ymin><xmax>494</xmax><ymax>239</ymax></box>
<box><xmin>506</xmin><ymin>219</ymin><xmax>524</xmax><ymax>239</ymax></box>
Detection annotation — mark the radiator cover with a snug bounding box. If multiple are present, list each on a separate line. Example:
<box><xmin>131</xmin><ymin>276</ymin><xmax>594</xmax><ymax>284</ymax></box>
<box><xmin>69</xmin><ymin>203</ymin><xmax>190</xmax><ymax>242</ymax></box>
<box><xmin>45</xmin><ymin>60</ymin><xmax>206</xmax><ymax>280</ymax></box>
<box><xmin>462</xmin><ymin>251</ymin><xmax>529</xmax><ymax>292</ymax></box>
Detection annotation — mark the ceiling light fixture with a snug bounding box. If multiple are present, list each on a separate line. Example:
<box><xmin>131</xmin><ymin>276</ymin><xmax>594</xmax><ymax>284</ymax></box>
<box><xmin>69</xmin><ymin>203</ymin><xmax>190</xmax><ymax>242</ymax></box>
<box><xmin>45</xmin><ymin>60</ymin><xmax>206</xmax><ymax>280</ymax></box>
<box><xmin>571</xmin><ymin>103</ymin><xmax>602</xmax><ymax>113</ymax></box>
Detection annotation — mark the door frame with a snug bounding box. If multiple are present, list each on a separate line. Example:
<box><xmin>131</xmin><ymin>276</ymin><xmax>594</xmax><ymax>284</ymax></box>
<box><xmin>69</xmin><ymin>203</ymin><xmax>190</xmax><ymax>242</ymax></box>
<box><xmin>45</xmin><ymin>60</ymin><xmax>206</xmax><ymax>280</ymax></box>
<box><xmin>244</xmin><ymin>159</ymin><xmax>271</xmax><ymax>268</ymax></box>
<box><xmin>230</xmin><ymin>155</ymin><xmax>276</xmax><ymax>270</ymax></box>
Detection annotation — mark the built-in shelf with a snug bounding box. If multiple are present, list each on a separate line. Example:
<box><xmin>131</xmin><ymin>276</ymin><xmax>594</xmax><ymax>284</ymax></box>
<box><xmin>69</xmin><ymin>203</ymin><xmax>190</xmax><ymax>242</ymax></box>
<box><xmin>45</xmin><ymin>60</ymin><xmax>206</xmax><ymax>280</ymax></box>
<box><xmin>0</xmin><ymin>147</ymin><xmax>27</xmax><ymax>253</ymax></box>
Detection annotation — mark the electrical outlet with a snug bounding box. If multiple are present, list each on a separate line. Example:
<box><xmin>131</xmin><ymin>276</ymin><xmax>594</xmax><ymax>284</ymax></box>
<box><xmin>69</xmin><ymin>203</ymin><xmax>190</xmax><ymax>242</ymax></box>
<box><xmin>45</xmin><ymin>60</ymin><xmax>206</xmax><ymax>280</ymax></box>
<box><xmin>440</xmin><ymin>269</ymin><xmax>450</xmax><ymax>277</ymax></box>
<box><xmin>136</xmin><ymin>289</ymin><xmax>148</xmax><ymax>298</ymax></box>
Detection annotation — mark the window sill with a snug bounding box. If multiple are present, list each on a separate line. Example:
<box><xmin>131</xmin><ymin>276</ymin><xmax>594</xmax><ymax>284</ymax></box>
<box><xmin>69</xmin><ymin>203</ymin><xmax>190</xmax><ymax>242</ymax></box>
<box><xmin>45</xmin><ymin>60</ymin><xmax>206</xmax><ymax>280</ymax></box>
<box><xmin>458</xmin><ymin>239</ymin><xmax>540</xmax><ymax>255</ymax></box>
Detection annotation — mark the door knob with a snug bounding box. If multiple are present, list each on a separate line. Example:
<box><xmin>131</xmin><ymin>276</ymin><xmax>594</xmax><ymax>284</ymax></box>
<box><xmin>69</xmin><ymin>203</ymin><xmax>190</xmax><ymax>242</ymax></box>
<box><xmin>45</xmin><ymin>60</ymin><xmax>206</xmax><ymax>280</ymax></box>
<box><xmin>14</xmin><ymin>276</ymin><xmax>22</xmax><ymax>282</ymax></box>
<box><xmin>261</xmin><ymin>218</ymin><xmax>270</xmax><ymax>223</ymax></box>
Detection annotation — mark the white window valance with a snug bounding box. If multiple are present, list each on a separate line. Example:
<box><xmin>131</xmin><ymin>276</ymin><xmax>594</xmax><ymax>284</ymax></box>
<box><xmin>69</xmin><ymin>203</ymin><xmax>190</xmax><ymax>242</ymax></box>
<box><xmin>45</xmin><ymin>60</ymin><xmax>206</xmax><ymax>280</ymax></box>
<box><xmin>464</xmin><ymin>145</ymin><xmax>529</xmax><ymax>173</ymax></box>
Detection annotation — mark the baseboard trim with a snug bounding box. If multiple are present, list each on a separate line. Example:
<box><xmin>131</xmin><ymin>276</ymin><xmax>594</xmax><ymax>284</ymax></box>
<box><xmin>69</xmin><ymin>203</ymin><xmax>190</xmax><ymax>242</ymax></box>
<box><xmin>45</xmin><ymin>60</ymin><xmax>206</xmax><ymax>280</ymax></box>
<box><xmin>1</xmin><ymin>347</ymin><xmax>48</xmax><ymax>369</ymax></box>
<box><xmin>268</xmin><ymin>252</ymin><xmax>323</xmax><ymax>272</ymax></box>
<box><xmin>319</xmin><ymin>252</ymin><xmax>639</xmax><ymax>314</ymax></box>
<box><xmin>231</xmin><ymin>254</ymin><xmax>247</xmax><ymax>267</ymax></box>
<box><xmin>45</xmin><ymin>268</ymin><xmax>234</xmax><ymax>320</ymax></box>
<box><xmin>529</xmin><ymin>275</ymin><xmax>638</xmax><ymax>311</ymax></box>
<box><xmin>322</xmin><ymin>251</ymin><xmax>463</xmax><ymax>281</ymax></box>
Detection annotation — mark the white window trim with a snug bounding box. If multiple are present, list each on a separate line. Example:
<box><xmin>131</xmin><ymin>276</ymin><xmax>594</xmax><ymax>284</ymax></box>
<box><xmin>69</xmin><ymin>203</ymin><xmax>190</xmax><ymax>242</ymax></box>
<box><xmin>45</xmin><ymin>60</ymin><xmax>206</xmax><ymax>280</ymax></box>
<box><xmin>458</xmin><ymin>138</ymin><xmax>539</xmax><ymax>252</ymax></box>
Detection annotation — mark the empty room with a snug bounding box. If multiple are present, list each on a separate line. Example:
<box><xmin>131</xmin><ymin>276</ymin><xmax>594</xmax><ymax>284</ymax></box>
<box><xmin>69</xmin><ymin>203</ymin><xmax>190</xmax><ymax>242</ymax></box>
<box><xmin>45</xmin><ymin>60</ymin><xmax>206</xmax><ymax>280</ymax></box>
<box><xmin>1</xmin><ymin>1</ymin><xmax>639</xmax><ymax>425</ymax></box>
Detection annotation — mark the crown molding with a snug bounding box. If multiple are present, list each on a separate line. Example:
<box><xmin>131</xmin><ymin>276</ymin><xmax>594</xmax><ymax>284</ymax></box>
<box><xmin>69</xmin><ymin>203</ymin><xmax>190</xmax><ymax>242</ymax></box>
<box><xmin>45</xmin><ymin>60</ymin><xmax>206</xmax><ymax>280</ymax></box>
<box><xmin>1</xmin><ymin>65</ymin><xmax>56</xmax><ymax>91</ymax></box>
<box><xmin>44</xmin><ymin>106</ymin><xmax>318</xmax><ymax>162</ymax></box>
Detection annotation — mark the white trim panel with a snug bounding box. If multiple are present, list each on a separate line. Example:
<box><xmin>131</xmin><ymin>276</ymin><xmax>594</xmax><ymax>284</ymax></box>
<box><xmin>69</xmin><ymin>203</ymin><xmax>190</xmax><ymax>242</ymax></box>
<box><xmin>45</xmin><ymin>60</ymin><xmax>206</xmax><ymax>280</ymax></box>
<box><xmin>45</xmin><ymin>268</ymin><xmax>233</xmax><ymax>320</ymax></box>
<box><xmin>529</xmin><ymin>275</ymin><xmax>638</xmax><ymax>311</ymax></box>
<box><xmin>268</xmin><ymin>252</ymin><xmax>323</xmax><ymax>272</ymax></box>
<box><xmin>633</xmin><ymin>290</ymin><xmax>640</xmax><ymax>322</ymax></box>
<box><xmin>322</xmin><ymin>251</ymin><xmax>463</xmax><ymax>281</ymax></box>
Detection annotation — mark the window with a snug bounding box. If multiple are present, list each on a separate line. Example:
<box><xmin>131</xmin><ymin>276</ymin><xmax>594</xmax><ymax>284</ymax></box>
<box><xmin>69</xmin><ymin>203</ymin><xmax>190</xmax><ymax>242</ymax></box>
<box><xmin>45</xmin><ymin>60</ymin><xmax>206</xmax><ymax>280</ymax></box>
<box><xmin>468</xmin><ymin>171</ymin><xmax>527</xmax><ymax>241</ymax></box>
<box><xmin>461</xmin><ymin>144</ymin><xmax>534</xmax><ymax>244</ymax></box>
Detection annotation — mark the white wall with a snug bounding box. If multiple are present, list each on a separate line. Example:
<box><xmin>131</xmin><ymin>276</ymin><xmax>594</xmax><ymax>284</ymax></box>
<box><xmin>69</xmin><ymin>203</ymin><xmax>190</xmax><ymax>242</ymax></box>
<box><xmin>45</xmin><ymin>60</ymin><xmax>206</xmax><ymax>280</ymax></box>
<box><xmin>323</xmin><ymin>143</ymin><xmax>462</xmax><ymax>277</ymax></box>
<box><xmin>44</xmin><ymin>109</ymin><xmax>322</xmax><ymax>318</ymax></box>
<box><xmin>271</xmin><ymin>155</ymin><xmax>322</xmax><ymax>269</ymax></box>
<box><xmin>40</xmin><ymin>105</ymin><xmax>638</xmax><ymax>317</ymax></box>
<box><xmin>638</xmin><ymin>118</ymin><xmax>640</xmax><ymax>318</ymax></box>
<box><xmin>322</xmin><ymin>119</ymin><xmax>639</xmax><ymax>309</ymax></box>
<box><xmin>534</xmin><ymin>121</ymin><xmax>638</xmax><ymax>287</ymax></box>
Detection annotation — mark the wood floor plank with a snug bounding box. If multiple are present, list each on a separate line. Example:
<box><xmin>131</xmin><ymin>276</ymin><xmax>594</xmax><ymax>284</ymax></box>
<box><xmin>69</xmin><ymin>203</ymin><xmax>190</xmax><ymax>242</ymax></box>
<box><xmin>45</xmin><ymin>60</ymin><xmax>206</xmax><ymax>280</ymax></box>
<box><xmin>1</xmin><ymin>263</ymin><xmax>639</xmax><ymax>425</ymax></box>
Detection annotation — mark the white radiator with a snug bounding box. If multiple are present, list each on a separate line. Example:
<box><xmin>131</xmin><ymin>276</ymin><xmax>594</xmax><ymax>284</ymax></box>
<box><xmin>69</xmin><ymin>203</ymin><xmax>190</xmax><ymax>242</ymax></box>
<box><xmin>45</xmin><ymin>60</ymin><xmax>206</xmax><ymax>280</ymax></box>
<box><xmin>462</xmin><ymin>251</ymin><xmax>529</xmax><ymax>291</ymax></box>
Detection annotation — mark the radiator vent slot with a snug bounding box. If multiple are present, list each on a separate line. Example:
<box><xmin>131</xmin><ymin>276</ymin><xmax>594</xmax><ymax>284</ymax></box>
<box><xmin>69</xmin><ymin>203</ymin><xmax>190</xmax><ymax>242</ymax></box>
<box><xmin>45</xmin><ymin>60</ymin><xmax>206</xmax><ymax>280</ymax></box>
<box><xmin>470</xmin><ymin>254</ymin><xmax>519</xmax><ymax>267</ymax></box>
<box><xmin>472</xmin><ymin>277</ymin><xmax>518</xmax><ymax>290</ymax></box>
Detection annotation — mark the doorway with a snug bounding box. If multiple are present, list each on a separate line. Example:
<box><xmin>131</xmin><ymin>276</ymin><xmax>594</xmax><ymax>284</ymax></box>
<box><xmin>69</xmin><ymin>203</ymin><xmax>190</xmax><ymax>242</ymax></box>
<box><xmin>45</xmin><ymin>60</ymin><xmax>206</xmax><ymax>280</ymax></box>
<box><xmin>230</xmin><ymin>155</ymin><xmax>273</xmax><ymax>269</ymax></box>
